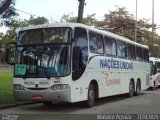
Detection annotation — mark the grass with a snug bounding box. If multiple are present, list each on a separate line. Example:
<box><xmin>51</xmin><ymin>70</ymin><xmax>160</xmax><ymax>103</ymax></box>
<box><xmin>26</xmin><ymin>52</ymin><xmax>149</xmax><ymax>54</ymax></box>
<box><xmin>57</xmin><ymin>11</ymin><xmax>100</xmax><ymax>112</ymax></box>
<box><xmin>0</xmin><ymin>72</ymin><xmax>27</xmax><ymax>105</ymax></box>
<box><xmin>0</xmin><ymin>72</ymin><xmax>13</xmax><ymax>95</ymax></box>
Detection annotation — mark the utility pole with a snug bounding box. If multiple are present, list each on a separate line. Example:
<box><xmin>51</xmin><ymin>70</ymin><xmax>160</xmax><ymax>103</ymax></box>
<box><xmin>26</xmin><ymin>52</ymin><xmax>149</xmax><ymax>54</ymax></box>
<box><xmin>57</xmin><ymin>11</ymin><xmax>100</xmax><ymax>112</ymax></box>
<box><xmin>152</xmin><ymin>0</ymin><xmax>155</xmax><ymax>33</ymax></box>
<box><xmin>77</xmin><ymin>0</ymin><xmax>85</xmax><ymax>23</ymax></box>
<box><xmin>135</xmin><ymin>0</ymin><xmax>137</xmax><ymax>42</ymax></box>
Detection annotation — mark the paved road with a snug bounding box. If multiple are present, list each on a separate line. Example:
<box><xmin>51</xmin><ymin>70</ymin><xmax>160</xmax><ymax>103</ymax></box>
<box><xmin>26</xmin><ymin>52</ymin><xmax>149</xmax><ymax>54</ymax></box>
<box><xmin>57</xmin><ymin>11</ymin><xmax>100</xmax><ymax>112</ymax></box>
<box><xmin>0</xmin><ymin>89</ymin><xmax>160</xmax><ymax>120</ymax></box>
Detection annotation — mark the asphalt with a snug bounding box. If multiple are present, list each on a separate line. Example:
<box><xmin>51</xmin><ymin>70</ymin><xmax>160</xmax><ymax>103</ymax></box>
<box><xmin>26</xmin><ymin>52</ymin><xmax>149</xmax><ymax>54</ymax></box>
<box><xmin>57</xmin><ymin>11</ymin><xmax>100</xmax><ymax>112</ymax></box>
<box><xmin>0</xmin><ymin>102</ymin><xmax>36</xmax><ymax>110</ymax></box>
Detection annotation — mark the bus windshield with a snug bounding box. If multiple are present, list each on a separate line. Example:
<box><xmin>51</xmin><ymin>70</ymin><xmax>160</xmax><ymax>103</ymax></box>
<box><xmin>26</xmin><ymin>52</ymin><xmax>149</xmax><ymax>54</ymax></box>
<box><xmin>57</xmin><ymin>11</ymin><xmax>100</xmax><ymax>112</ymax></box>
<box><xmin>14</xmin><ymin>44</ymin><xmax>71</xmax><ymax>78</ymax></box>
<box><xmin>17</xmin><ymin>27</ymin><xmax>71</xmax><ymax>45</ymax></box>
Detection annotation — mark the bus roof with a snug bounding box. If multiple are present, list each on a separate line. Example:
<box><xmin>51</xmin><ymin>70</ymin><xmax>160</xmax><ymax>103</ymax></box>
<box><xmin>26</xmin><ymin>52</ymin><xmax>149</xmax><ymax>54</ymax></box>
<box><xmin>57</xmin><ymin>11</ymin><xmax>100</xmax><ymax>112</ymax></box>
<box><xmin>19</xmin><ymin>23</ymin><xmax>148</xmax><ymax>49</ymax></box>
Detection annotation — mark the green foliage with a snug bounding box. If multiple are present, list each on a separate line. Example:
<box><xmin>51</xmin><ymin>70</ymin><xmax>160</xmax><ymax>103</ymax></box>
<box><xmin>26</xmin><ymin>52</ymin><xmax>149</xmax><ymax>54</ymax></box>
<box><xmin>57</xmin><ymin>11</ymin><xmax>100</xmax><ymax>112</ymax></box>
<box><xmin>25</xmin><ymin>16</ymin><xmax>49</xmax><ymax>26</ymax></box>
<box><xmin>61</xmin><ymin>13</ymin><xmax>77</xmax><ymax>23</ymax></box>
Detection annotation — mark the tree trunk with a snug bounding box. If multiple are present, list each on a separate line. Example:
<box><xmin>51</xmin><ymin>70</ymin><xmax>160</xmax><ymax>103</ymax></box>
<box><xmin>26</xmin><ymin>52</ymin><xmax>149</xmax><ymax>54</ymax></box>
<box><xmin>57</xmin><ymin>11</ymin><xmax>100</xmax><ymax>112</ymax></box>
<box><xmin>77</xmin><ymin>0</ymin><xmax>85</xmax><ymax>23</ymax></box>
<box><xmin>0</xmin><ymin>0</ymin><xmax>12</xmax><ymax>15</ymax></box>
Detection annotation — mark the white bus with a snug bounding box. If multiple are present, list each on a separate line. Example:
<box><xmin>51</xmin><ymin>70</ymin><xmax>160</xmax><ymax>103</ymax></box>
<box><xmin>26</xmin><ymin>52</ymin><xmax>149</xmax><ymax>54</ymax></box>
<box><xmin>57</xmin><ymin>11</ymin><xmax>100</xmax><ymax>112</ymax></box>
<box><xmin>6</xmin><ymin>23</ymin><xmax>150</xmax><ymax>107</ymax></box>
<box><xmin>149</xmin><ymin>57</ymin><xmax>160</xmax><ymax>90</ymax></box>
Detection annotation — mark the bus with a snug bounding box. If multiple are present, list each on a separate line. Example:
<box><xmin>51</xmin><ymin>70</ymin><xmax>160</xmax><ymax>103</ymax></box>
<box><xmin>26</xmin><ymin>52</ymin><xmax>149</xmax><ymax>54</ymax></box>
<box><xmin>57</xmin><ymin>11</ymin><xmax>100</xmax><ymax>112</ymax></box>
<box><xmin>149</xmin><ymin>57</ymin><xmax>160</xmax><ymax>90</ymax></box>
<box><xmin>6</xmin><ymin>23</ymin><xmax>150</xmax><ymax>107</ymax></box>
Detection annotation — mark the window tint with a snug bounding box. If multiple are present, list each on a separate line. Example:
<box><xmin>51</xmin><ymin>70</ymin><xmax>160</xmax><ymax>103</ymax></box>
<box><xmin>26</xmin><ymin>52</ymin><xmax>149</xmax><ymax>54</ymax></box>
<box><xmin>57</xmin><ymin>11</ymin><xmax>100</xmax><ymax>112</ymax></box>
<box><xmin>156</xmin><ymin>62</ymin><xmax>160</xmax><ymax>73</ymax></box>
<box><xmin>117</xmin><ymin>40</ymin><xmax>127</xmax><ymax>58</ymax></box>
<box><xmin>104</xmin><ymin>36</ymin><xmax>116</xmax><ymax>56</ymax></box>
<box><xmin>143</xmin><ymin>48</ymin><xmax>149</xmax><ymax>61</ymax></box>
<box><xmin>136</xmin><ymin>46</ymin><xmax>143</xmax><ymax>60</ymax></box>
<box><xmin>127</xmin><ymin>44</ymin><xmax>135</xmax><ymax>59</ymax></box>
<box><xmin>89</xmin><ymin>31</ymin><xmax>104</xmax><ymax>54</ymax></box>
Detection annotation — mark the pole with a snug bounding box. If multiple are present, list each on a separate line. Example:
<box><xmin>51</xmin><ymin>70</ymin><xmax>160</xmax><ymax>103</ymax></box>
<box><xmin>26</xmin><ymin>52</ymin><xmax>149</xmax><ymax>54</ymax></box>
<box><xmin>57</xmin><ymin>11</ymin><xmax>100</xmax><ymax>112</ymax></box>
<box><xmin>152</xmin><ymin>0</ymin><xmax>155</xmax><ymax>33</ymax></box>
<box><xmin>77</xmin><ymin>0</ymin><xmax>85</xmax><ymax>23</ymax></box>
<box><xmin>135</xmin><ymin>0</ymin><xmax>137</xmax><ymax>42</ymax></box>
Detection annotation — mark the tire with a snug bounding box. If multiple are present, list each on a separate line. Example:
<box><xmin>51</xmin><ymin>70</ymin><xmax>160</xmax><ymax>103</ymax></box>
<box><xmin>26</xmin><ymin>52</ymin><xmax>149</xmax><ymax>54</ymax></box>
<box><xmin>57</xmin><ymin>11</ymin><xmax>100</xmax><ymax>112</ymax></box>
<box><xmin>151</xmin><ymin>82</ymin><xmax>155</xmax><ymax>91</ymax></box>
<box><xmin>151</xmin><ymin>86</ymin><xmax>155</xmax><ymax>91</ymax></box>
<box><xmin>43</xmin><ymin>101</ymin><xmax>52</xmax><ymax>106</ymax></box>
<box><xmin>86</xmin><ymin>84</ymin><xmax>95</xmax><ymax>107</ymax></box>
<box><xmin>134</xmin><ymin>80</ymin><xmax>141</xmax><ymax>96</ymax></box>
<box><xmin>128</xmin><ymin>80</ymin><xmax>134</xmax><ymax>97</ymax></box>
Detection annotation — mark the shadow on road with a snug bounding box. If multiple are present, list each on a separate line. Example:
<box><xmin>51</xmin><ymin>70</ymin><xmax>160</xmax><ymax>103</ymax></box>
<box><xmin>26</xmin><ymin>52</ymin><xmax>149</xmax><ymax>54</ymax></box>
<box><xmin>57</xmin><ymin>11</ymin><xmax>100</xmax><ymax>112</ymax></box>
<box><xmin>94</xmin><ymin>93</ymin><xmax>145</xmax><ymax>107</ymax></box>
<box><xmin>22</xmin><ymin>92</ymin><xmax>147</xmax><ymax>113</ymax></box>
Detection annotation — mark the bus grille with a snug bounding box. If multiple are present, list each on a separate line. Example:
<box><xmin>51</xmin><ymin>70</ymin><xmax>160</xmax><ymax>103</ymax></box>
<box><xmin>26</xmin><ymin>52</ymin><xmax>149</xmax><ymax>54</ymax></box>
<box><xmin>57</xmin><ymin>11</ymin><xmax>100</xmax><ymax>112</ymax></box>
<box><xmin>27</xmin><ymin>88</ymin><xmax>48</xmax><ymax>90</ymax></box>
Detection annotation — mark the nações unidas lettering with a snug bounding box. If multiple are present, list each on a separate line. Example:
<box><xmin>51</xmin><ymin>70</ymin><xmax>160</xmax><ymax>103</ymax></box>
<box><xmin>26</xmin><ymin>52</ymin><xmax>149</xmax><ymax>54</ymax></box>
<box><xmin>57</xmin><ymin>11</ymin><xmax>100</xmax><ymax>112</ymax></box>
<box><xmin>100</xmin><ymin>59</ymin><xmax>133</xmax><ymax>70</ymax></box>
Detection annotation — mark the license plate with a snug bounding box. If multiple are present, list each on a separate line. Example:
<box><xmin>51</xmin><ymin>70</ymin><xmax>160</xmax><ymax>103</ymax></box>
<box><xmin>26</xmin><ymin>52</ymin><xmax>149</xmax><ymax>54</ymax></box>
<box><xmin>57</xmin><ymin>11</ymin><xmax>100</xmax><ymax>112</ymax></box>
<box><xmin>32</xmin><ymin>95</ymin><xmax>42</xmax><ymax>100</ymax></box>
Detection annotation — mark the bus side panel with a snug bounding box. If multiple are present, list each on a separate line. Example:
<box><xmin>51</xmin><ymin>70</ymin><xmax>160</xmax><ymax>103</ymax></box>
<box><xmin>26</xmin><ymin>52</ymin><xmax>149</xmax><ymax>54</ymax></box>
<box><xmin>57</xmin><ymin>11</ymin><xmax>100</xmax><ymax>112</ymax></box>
<box><xmin>70</xmin><ymin>56</ymin><xmax>150</xmax><ymax>103</ymax></box>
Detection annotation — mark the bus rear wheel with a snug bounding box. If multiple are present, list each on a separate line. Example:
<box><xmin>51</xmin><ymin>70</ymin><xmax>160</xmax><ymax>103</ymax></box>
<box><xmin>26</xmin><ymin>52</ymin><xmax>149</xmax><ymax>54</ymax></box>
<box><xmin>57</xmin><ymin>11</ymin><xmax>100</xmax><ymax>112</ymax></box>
<box><xmin>134</xmin><ymin>80</ymin><xmax>141</xmax><ymax>96</ymax></box>
<box><xmin>151</xmin><ymin>82</ymin><xmax>155</xmax><ymax>91</ymax></box>
<box><xmin>128</xmin><ymin>80</ymin><xmax>134</xmax><ymax>97</ymax></box>
<box><xmin>86</xmin><ymin>84</ymin><xmax>95</xmax><ymax>107</ymax></box>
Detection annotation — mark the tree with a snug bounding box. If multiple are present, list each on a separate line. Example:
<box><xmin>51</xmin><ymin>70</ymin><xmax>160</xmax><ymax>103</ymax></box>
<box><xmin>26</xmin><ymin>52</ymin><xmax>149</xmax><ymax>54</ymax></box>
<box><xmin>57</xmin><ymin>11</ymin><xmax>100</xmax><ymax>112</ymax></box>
<box><xmin>0</xmin><ymin>0</ymin><xmax>17</xmax><ymax>18</ymax></box>
<box><xmin>0</xmin><ymin>0</ymin><xmax>18</xmax><ymax>32</ymax></box>
<box><xmin>0</xmin><ymin>0</ymin><xmax>12</xmax><ymax>15</ymax></box>
<box><xmin>96</xmin><ymin>7</ymin><xmax>155</xmax><ymax>44</ymax></box>
<box><xmin>25</xmin><ymin>16</ymin><xmax>49</xmax><ymax>26</ymax></box>
<box><xmin>61</xmin><ymin>13</ymin><xmax>77</xmax><ymax>23</ymax></box>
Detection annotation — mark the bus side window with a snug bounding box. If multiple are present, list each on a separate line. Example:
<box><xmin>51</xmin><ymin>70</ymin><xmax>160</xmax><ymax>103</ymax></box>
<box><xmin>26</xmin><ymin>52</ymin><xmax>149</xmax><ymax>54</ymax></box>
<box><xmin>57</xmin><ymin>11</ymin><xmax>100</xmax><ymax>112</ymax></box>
<box><xmin>136</xmin><ymin>46</ymin><xmax>143</xmax><ymax>61</ymax></box>
<box><xmin>117</xmin><ymin>40</ymin><xmax>127</xmax><ymax>58</ymax></box>
<box><xmin>89</xmin><ymin>31</ymin><xmax>104</xmax><ymax>54</ymax></box>
<box><xmin>127</xmin><ymin>44</ymin><xmax>135</xmax><ymax>59</ymax></box>
<box><xmin>104</xmin><ymin>36</ymin><xmax>116</xmax><ymax>56</ymax></box>
<box><xmin>143</xmin><ymin>48</ymin><xmax>149</xmax><ymax>62</ymax></box>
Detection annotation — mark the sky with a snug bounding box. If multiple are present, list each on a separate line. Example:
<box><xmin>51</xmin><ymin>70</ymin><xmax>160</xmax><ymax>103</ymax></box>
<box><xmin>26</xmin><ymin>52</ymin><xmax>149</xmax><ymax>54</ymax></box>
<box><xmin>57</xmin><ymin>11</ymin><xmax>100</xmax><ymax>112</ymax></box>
<box><xmin>1</xmin><ymin>0</ymin><xmax>160</xmax><ymax>34</ymax></box>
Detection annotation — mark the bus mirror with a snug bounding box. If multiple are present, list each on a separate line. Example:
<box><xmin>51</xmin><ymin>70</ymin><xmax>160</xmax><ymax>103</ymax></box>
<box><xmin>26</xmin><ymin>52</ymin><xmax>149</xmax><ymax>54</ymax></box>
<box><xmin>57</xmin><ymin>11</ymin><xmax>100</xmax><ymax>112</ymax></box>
<box><xmin>6</xmin><ymin>42</ymin><xmax>16</xmax><ymax>65</ymax></box>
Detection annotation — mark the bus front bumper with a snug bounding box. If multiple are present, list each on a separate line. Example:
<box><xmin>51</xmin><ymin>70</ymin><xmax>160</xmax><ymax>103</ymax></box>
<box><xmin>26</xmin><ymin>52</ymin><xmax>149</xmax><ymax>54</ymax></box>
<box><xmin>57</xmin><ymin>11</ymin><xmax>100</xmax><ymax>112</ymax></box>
<box><xmin>13</xmin><ymin>87</ymin><xmax>71</xmax><ymax>103</ymax></box>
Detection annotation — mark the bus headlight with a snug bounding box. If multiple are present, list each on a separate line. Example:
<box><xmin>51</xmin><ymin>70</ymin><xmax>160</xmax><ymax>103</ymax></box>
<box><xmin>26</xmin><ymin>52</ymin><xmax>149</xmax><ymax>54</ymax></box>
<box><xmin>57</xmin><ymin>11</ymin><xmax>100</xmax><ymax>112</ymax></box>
<box><xmin>50</xmin><ymin>84</ymin><xmax>69</xmax><ymax>91</ymax></box>
<box><xmin>14</xmin><ymin>84</ymin><xmax>25</xmax><ymax>90</ymax></box>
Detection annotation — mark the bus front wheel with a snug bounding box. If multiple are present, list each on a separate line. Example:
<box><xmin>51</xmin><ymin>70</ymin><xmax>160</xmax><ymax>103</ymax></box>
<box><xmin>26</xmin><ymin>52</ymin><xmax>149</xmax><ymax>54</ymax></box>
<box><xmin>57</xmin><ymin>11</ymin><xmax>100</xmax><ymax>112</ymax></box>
<box><xmin>86</xmin><ymin>84</ymin><xmax>95</xmax><ymax>107</ymax></box>
<box><xmin>43</xmin><ymin>101</ymin><xmax>53</xmax><ymax>106</ymax></box>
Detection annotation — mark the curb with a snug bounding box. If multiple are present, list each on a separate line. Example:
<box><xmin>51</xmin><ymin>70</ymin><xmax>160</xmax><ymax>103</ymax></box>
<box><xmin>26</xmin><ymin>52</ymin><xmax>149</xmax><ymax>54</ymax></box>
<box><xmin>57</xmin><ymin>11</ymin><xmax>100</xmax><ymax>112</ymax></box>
<box><xmin>0</xmin><ymin>102</ymin><xmax>36</xmax><ymax>110</ymax></box>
